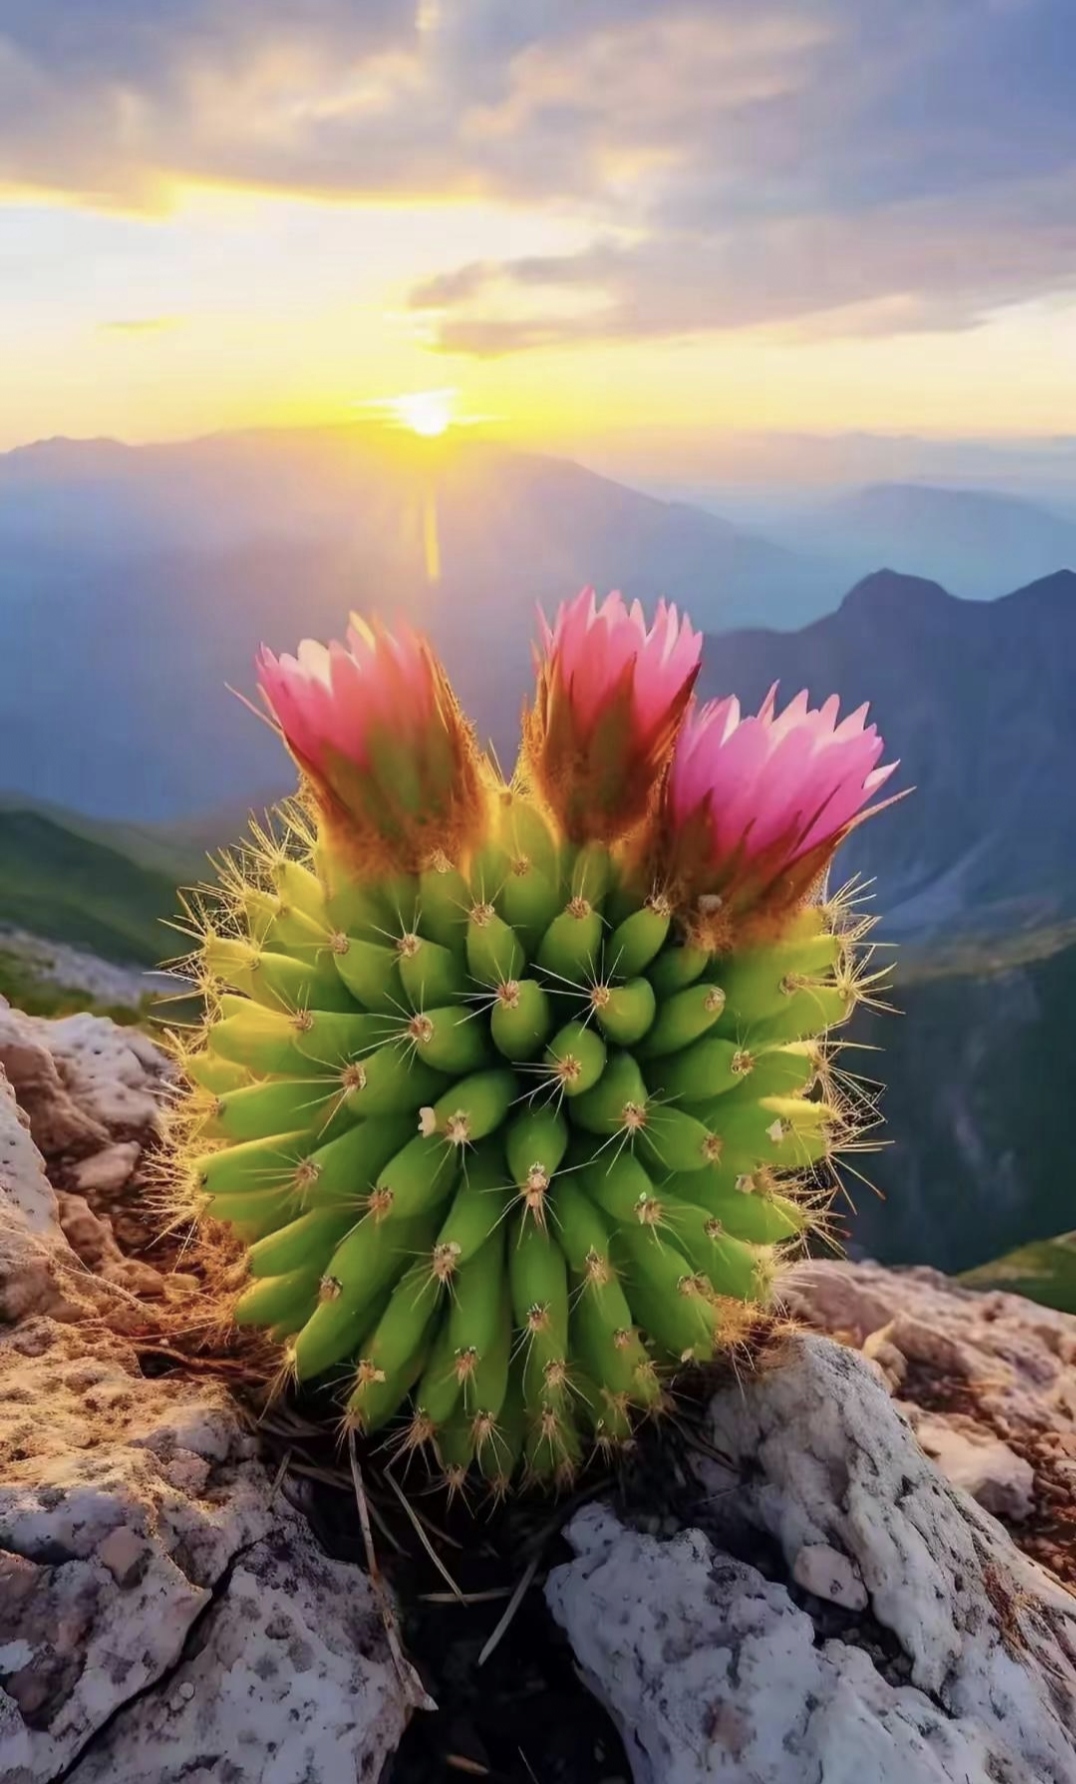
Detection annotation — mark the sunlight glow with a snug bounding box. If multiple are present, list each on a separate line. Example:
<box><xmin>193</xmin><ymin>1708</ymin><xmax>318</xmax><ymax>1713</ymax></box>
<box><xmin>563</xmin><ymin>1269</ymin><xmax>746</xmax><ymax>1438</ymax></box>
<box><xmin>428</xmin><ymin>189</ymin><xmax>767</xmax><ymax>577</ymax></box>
<box><xmin>389</xmin><ymin>388</ymin><xmax>456</xmax><ymax>437</ymax></box>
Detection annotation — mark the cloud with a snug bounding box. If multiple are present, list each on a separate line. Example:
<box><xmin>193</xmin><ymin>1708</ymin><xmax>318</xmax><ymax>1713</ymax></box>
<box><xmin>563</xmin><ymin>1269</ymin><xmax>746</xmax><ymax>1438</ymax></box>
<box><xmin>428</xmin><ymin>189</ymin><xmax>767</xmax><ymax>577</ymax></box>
<box><xmin>2</xmin><ymin>0</ymin><xmax>1075</xmax><ymax>342</ymax></box>
<box><xmin>0</xmin><ymin>1</ymin><xmax>444</xmax><ymax>208</ymax></box>
<box><xmin>98</xmin><ymin>317</ymin><xmax>183</xmax><ymax>334</ymax></box>
<box><xmin>412</xmin><ymin>1</ymin><xmax>1076</xmax><ymax>348</ymax></box>
<box><xmin>412</xmin><ymin>171</ymin><xmax>1076</xmax><ymax>352</ymax></box>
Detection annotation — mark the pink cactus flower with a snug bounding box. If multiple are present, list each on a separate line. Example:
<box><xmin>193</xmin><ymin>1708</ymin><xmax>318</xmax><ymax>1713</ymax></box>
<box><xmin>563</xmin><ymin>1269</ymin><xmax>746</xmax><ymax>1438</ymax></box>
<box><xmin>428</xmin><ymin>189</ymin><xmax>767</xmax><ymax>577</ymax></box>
<box><xmin>665</xmin><ymin>684</ymin><xmax>898</xmax><ymax>919</ymax></box>
<box><xmin>524</xmin><ymin>588</ymin><xmax>702</xmax><ymax>843</ymax></box>
<box><xmin>257</xmin><ymin>615</ymin><xmax>484</xmax><ymax>873</ymax></box>
<box><xmin>257</xmin><ymin>618</ymin><xmax>435</xmax><ymax>781</ymax></box>
<box><xmin>540</xmin><ymin>590</ymin><xmax>702</xmax><ymax>741</ymax></box>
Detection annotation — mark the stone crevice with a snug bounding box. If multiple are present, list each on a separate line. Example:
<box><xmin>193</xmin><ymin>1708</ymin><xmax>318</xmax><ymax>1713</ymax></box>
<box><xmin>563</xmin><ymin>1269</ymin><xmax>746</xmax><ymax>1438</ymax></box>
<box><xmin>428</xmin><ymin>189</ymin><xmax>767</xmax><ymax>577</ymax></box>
<box><xmin>46</xmin><ymin>1537</ymin><xmax>265</xmax><ymax>1784</ymax></box>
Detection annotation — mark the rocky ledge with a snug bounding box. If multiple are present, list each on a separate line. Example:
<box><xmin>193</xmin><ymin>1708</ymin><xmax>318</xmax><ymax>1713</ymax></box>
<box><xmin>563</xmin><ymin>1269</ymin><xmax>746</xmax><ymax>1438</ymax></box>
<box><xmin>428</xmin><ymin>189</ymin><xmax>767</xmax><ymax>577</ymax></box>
<box><xmin>549</xmin><ymin>1333</ymin><xmax>1076</xmax><ymax>1784</ymax></box>
<box><xmin>2</xmin><ymin>1002</ymin><xmax>1076</xmax><ymax>1783</ymax></box>
<box><xmin>0</xmin><ymin>1003</ymin><xmax>411</xmax><ymax>1783</ymax></box>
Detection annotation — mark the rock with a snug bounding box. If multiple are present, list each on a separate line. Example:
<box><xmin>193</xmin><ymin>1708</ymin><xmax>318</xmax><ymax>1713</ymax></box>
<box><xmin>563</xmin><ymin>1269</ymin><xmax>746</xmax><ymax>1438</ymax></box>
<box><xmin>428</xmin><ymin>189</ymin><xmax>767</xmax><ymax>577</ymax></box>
<box><xmin>0</xmin><ymin>1316</ymin><xmax>410</xmax><ymax>1782</ymax></box>
<box><xmin>861</xmin><ymin>1326</ymin><xmax>908</xmax><ymax>1392</ymax></box>
<box><xmin>55</xmin><ymin>1194</ymin><xmax>168</xmax><ymax>1299</ymax></box>
<box><xmin>550</xmin><ymin>1507</ymin><xmax>1012</xmax><ymax>1784</ymax></box>
<box><xmin>0</xmin><ymin>1007</ymin><xmax>169</xmax><ymax>1167</ymax></box>
<box><xmin>70</xmin><ymin>1143</ymin><xmax>143</xmax><ymax>1197</ymax></box>
<box><xmin>0</xmin><ymin>1058</ymin><xmax>168</xmax><ymax>1327</ymax></box>
<box><xmin>0</xmin><ymin>1008</ymin><xmax>189</xmax><ymax>1309</ymax></box>
<box><xmin>96</xmin><ymin>1525</ymin><xmax>152</xmax><ymax>1588</ymax></box>
<box><xmin>0</xmin><ymin>1068</ymin><xmax>60</xmax><ymax>1242</ymax></box>
<box><xmin>548</xmin><ymin>1337</ymin><xmax>1076</xmax><ymax>1784</ymax></box>
<box><xmin>0</xmin><ymin>1319</ymin><xmax>252</xmax><ymax>1777</ymax></box>
<box><xmin>1</xmin><ymin>1013</ymin><xmax>410</xmax><ymax>1782</ymax></box>
<box><xmin>43</xmin><ymin>1013</ymin><xmax>169</xmax><ymax>1137</ymax></box>
<box><xmin>785</xmin><ymin>1260</ymin><xmax>1076</xmax><ymax>1578</ymax></box>
<box><xmin>784</xmin><ymin>1260</ymin><xmax>1076</xmax><ymax>1401</ymax></box>
<box><xmin>911</xmin><ymin>1410</ymin><xmax>1036</xmax><ymax>1521</ymax></box>
<box><xmin>67</xmin><ymin>1518</ymin><xmax>410</xmax><ymax>1784</ymax></box>
<box><xmin>0</xmin><ymin>1013</ymin><xmax>109</xmax><ymax>1157</ymax></box>
<box><xmin>0</xmin><ymin>1065</ymin><xmax>98</xmax><ymax>1325</ymax></box>
<box><xmin>791</xmin><ymin>1542</ymin><xmax>868</xmax><ymax>1610</ymax></box>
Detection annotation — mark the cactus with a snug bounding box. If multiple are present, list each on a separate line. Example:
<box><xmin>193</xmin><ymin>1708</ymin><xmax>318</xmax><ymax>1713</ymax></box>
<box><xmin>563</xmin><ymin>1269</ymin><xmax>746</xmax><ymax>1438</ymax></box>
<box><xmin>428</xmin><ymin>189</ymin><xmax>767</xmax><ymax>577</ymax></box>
<box><xmin>169</xmin><ymin>591</ymin><xmax>897</xmax><ymax>1494</ymax></box>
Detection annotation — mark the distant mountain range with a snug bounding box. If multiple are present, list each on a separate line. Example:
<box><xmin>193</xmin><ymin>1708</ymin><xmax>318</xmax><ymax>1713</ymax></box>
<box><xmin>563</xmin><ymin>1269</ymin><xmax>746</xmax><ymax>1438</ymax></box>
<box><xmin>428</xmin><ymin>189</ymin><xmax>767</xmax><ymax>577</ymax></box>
<box><xmin>703</xmin><ymin>568</ymin><xmax>1076</xmax><ymax>939</ymax></box>
<box><xmin>780</xmin><ymin>483</ymin><xmax>1076</xmax><ymax>601</ymax></box>
<box><xmin>2</xmin><ymin>425</ymin><xmax>1074</xmax><ymax>941</ymax></box>
<box><xmin>0</xmin><ymin>427</ymin><xmax>830</xmax><ymax>825</ymax></box>
<box><xmin>10</xmin><ymin>544</ymin><xmax>1075</xmax><ymax>965</ymax></box>
<box><xmin>3</xmin><ymin>431</ymin><xmax>1073</xmax><ymax>806</ymax></box>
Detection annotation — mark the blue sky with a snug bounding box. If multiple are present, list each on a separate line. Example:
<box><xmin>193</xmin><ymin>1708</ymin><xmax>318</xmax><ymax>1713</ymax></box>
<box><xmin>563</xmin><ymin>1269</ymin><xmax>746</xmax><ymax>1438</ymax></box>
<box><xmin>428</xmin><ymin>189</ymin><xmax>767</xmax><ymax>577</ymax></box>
<box><xmin>1</xmin><ymin>0</ymin><xmax>1074</xmax><ymax>450</ymax></box>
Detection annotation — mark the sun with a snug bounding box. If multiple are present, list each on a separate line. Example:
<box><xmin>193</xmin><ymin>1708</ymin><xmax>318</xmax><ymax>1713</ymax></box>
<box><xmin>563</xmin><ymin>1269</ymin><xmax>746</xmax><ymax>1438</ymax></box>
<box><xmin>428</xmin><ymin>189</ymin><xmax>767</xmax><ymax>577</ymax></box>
<box><xmin>388</xmin><ymin>388</ymin><xmax>457</xmax><ymax>438</ymax></box>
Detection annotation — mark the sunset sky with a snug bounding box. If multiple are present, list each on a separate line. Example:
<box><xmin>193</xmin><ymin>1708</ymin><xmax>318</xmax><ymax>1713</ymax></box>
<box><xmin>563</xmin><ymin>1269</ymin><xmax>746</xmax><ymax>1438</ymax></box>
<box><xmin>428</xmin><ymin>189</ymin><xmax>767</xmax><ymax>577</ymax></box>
<box><xmin>2</xmin><ymin>0</ymin><xmax>1075</xmax><ymax>456</ymax></box>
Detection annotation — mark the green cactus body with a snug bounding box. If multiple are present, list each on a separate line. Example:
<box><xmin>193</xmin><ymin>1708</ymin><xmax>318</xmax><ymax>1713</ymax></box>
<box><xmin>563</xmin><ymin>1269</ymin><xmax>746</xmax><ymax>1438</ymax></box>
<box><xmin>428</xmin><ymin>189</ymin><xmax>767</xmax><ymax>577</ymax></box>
<box><xmin>498</xmin><ymin>861</ymin><xmax>560</xmax><ymax>951</ymax></box>
<box><xmin>592</xmin><ymin>977</ymin><xmax>657</xmax><ymax>1047</ymax></box>
<box><xmin>206</xmin><ymin>1077</ymin><xmax>348</xmax><ymax>1146</ymax></box>
<box><xmin>397</xmin><ymin>933</ymin><xmax>468</xmax><ymax>1008</ymax></box>
<box><xmin>235</xmin><ymin>1266</ymin><xmax>321</xmax><ymax>1331</ymax></box>
<box><xmin>490</xmin><ymin>978</ymin><xmax>552</xmax><ymax>1060</ymax></box>
<box><xmin>175</xmin><ymin>795</ymin><xmax>874</xmax><ymax>1492</ymax></box>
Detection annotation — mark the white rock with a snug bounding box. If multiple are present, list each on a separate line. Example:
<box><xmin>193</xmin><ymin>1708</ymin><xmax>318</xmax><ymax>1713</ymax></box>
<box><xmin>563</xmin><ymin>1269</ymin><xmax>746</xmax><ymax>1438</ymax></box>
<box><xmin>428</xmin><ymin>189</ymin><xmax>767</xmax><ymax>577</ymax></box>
<box><xmin>70</xmin><ymin>1143</ymin><xmax>143</xmax><ymax>1197</ymax></box>
<box><xmin>550</xmin><ymin>1505</ymin><xmax>1025</xmax><ymax>1784</ymax></box>
<box><xmin>0</xmin><ymin>1644</ymin><xmax>34</xmax><ymax>1673</ymax></box>
<box><xmin>0</xmin><ymin>1068</ymin><xmax>59</xmax><ymax>1240</ymax></box>
<box><xmin>914</xmin><ymin>1411</ymin><xmax>1036</xmax><ymax>1521</ymax></box>
<box><xmin>0</xmin><ymin>1067</ymin><xmax>95</xmax><ymax>1325</ymax></box>
<box><xmin>0</xmin><ymin>1010</ymin><xmax>408</xmax><ymax>1782</ymax></box>
<box><xmin>548</xmin><ymin>1338</ymin><xmax>1076</xmax><ymax>1784</ymax></box>
<box><xmin>67</xmin><ymin>1517</ymin><xmax>408</xmax><ymax>1784</ymax></box>
<box><xmin>0</xmin><ymin>1318</ymin><xmax>410</xmax><ymax>1782</ymax></box>
<box><xmin>785</xmin><ymin>1259</ymin><xmax>1076</xmax><ymax>1414</ymax></box>
<box><xmin>0</xmin><ymin>1008</ymin><xmax>111</xmax><ymax>1156</ymax></box>
<box><xmin>0</xmin><ymin>1321</ymin><xmax>261</xmax><ymax>1781</ymax></box>
<box><xmin>791</xmin><ymin>1543</ymin><xmax>868</xmax><ymax>1610</ymax></box>
<box><xmin>1</xmin><ymin>1060</ymin><xmax>162</xmax><ymax>1320</ymax></box>
<box><xmin>0</xmin><ymin>1005</ymin><xmax>171</xmax><ymax>1160</ymax></box>
<box><xmin>44</xmin><ymin>1013</ymin><xmax>167</xmax><ymax>1133</ymax></box>
<box><xmin>785</xmin><ymin>1258</ymin><xmax>1076</xmax><ymax>1565</ymax></box>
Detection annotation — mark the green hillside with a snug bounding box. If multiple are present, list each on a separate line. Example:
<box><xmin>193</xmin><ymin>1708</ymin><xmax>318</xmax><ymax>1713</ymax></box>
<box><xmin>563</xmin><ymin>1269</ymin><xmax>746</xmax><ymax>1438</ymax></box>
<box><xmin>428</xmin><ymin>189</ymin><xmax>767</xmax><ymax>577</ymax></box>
<box><xmin>0</xmin><ymin>793</ymin><xmax>205</xmax><ymax>881</ymax></box>
<box><xmin>960</xmin><ymin>1235</ymin><xmax>1076</xmax><ymax>1313</ymax></box>
<box><xmin>0</xmin><ymin>808</ymin><xmax>189</xmax><ymax>965</ymax></box>
<box><xmin>849</xmin><ymin>922</ymin><xmax>1076</xmax><ymax>1276</ymax></box>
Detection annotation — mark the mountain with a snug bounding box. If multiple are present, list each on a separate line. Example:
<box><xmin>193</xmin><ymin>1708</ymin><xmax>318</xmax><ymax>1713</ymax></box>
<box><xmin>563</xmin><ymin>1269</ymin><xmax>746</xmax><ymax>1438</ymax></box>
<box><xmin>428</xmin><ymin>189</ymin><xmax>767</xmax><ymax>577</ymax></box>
<box><xmin>0</xmin><ymin>793</ymin><xmax>206</xmax><ymax>881</ymax></box>
<box><xmin>959</xmin><ymin>1235</ymin><xmax>1076</xmax><ymax>1314</ymax></box>
<box><xmin>0</xmin><ymin>428</ymin><xmax>829</xmax><ymax>825</ymax></box>
<box><xmin>848</xmin><ymin>924</ymin><xmax>1076</xmax><ymax>1276</ymax></box>
<box><xmin>784</xmin><ymin>483</ymin><xmax>1076</xmax><ymax>600</ymax></box>
<box><xmin>0</xmin><ymin>807</ymin><xmax>187</xmax><ymax>965</ymax></box>
<box><xmin>701</xmin><ymin>568</ymin><xmax>1076</xmax><ymax>938</ymax></box>
<box><xmin>4</xmin><ymin>428</ymin><xmax>1075</xmax><ymax>944</ymax></box>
